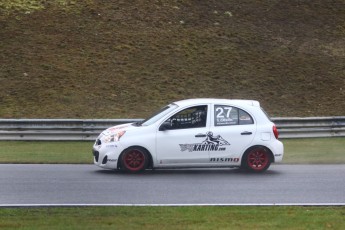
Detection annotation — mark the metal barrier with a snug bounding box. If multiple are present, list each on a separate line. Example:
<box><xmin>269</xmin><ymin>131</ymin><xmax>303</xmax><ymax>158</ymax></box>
<box><xmin>0</xmin><ymin>117</ymin><xmax>344</xmax><ymax>141</ymax></box>
<box><xmin>272</xmin><ymin>117</ymin><xmax>345</xmax><ymax>138</ymax></box>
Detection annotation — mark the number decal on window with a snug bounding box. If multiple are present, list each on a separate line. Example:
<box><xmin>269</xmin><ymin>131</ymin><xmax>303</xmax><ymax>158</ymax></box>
<box><xmin>216</xmin><ymin>107</ymin><xmax>232</xmax><ymax>118</ymax></box>
<box><xmin>214</xmin><ymin>105</ymin><xmax>238</xmax><ymax>126</ymax></box>
<box><xmin>215</xmin><ymin>107</ymin><xmax>223</xmax><ymax>118</ymax></box>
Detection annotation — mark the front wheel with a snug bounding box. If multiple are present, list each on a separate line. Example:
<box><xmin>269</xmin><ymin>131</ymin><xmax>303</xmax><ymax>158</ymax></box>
<box><xmin>121</xmin><ymin>147</ymin><xmax>148</xmax><ymax>173</ymax></box>
<box><xmin>242</xmin><ymin>147</ymin><xmax>271</xmax><ymax>172</ymax></box>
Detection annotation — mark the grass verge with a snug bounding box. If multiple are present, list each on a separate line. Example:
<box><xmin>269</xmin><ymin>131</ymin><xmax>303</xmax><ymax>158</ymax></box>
<box><xmin>282</xmin><ymin>137</ymin><xmax>345</xmax><ymax>164</ymax></box>
<box><xmin>0</xmin><ymin>206</ymin><xmax>344</xmax><ymax>230</ymax></box>
<box><xmin>0</xmin><ymin>141</ymin><xmax>92</xmax><ymax>164</ymax></box>
<box><xmin>0</xmin><ymin>137</ymin><xmax>344</xmax><ymax>164</ymax></box>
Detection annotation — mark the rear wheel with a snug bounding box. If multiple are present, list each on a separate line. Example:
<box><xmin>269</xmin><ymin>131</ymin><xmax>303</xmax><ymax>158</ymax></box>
<box><xmin>242</xmin><ymin>146</ymin><xmax>271</xmax><ymax>172</ymax></box>
<box><xmin>121</xmin><ymin>147</ymin><xmax>148</xmax><ymax>173</ymax></box>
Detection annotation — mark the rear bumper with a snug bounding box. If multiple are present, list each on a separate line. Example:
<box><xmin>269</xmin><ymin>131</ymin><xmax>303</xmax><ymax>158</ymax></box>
<box><xmin>271</xmin><ymin>140</ymin><xmax>284</xmax><ymax>163</ymax></box>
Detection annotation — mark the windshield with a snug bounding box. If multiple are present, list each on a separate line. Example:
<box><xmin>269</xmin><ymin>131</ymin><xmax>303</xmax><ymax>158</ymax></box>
<box><xmin>139</xmin><ymin>103</ymin><xmax>178</xmax><ymax>126</ymax></box>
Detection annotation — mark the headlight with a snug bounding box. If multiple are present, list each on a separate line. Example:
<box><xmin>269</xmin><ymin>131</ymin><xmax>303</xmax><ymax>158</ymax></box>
<box><xmin>103</xmin><ymin>130</ymin><xmax>126</xmax><ymax>143</ymax></box>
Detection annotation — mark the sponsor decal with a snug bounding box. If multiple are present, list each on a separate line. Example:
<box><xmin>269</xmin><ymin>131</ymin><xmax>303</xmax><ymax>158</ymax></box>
<box><xmin>107</xmin><ymin>125</ymin><xmax>129</xmax><ymax>133</ymax></box>
<box><xmin>107</xmin><ymin>159</ymin><xmax>117</xmax><ymax>162</ymax></box>
<box><xmin>180</xmin><ymin>132</ymin><xmax>230</xmax><ymax>152</ymax></box>
<box><xmin>106</xmin><ymin>144</ymin><xmax>117</xmax><ymax>148</ymax></box>
<box><xmin>102</xmin><ymin>124</ymin><xmax>129</xmax><ymax>137</ymax></box>
<box><xmin>210</xmin><ymin>158</ymin><xmax>239</xmax><ymax>162</ymax></box>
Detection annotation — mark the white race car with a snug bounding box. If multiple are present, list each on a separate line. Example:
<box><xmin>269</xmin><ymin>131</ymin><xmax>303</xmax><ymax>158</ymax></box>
<box><xmin>93</xmin><ymin>98</ymin><xmax>283</xmax><ymax>173</ymax></box>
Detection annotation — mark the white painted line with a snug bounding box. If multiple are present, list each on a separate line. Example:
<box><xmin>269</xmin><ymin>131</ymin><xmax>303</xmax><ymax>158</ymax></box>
<box><xmin>1</xmin><ymin>203</ymin><xmax>345</xmax><ymax>207</ymax></box>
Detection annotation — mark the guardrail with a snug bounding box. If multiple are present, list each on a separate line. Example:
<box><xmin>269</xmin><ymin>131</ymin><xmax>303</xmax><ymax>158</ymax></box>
<box><xmin>271</xmin><ymin>117</ymin><xmax>345</xmax><ymax>138</ymax></box>
<box><xmin>0</xmin><ymin>117</ymin><xmax>344</xmax><ymax>141</ymax></box>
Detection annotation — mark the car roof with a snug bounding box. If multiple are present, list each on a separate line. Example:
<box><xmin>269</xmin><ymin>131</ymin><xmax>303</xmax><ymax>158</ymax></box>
<box><xmin>173</xmin><ymin>98</ymin><xmax>260</xmax><ymax>108</ymax></box>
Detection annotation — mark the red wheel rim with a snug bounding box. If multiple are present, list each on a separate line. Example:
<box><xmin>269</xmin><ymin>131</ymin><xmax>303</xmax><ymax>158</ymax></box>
<box><xmin>247</xmin><ymin>148</ymin><xmax>269</xmax><ymax>171</ymax></box>
<box><xmin>123</xmin><ymin>149</ymin><xmax>145</xmax><ymax>171</ymax></box>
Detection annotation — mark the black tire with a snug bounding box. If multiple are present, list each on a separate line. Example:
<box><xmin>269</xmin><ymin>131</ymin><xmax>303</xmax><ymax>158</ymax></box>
<box><xmin>120</xmin><ymin>147</ymin><xmax>149</xmax><ymax>173</ymax></box>
<box><xmin>241</xmin><ymin>146</ymin><xmax>271</xmax><ymax>172</ymax></box>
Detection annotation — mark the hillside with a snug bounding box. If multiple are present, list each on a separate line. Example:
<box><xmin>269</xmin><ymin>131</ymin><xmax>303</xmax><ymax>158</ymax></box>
<box><xmin>0</xmin><ymin>0</ymin><xmax>344</xmax><ymax>118</ymax></box>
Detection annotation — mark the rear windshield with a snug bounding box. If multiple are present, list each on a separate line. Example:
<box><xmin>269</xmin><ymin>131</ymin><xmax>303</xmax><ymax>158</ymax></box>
<box><xmin>260</xmin><ymin>107</ymin><xmax>272</xmax><ymax>121</ymax></box>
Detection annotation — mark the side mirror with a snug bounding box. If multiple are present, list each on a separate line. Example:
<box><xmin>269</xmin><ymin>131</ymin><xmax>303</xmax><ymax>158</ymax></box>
<box><xmin>159</xmin><ymin>121</ymin><xmax>172</xmax><ymax>131</ymax></box>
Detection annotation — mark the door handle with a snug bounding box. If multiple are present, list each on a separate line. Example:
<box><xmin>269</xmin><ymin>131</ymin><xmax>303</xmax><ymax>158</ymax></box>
<box><xmin>241</xmin><ymin>131</ymin><xmax>252</xmax><ymax>135</ymax></box>
<box><xmin>195</xmin><ymin>134</ymin><xmax>207</xmax><ymax>138</ymax></box>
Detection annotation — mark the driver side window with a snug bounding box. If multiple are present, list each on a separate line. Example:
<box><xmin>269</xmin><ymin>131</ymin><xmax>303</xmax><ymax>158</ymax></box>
<box><xmin>164</xmin><ymin>105</ymin><xmax>208</xmax><ymax>130</ymax></box>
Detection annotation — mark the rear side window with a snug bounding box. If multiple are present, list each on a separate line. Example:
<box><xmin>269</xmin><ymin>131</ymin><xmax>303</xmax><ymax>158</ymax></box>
<box><xmin>214</xmin><ymin>105</ymin><xmax>254</xmax><ymax>126</ymax></box>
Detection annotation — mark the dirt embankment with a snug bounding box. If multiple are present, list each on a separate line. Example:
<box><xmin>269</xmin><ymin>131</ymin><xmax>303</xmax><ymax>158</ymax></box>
<box><xmin>1</xmin><ymin>0</ymin><xmax>344</xmax><ymax>118</ymax></box>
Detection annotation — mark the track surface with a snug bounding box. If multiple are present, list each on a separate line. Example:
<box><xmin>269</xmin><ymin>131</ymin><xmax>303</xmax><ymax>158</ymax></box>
<box><xmin>0</xmin><ymin>164</ymin><xmax>344</xmax><ymax>205</ymax></box>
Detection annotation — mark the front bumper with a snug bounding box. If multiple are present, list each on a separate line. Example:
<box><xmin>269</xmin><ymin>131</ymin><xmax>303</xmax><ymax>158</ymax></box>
<box><xmin>92</xmin><ymin>141</ymin><xmax>121</xmax><ymax>169</ymax></box>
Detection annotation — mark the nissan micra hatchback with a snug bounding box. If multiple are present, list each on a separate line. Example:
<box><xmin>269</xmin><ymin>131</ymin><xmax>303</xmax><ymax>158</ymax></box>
<box><xmin>93</xmin><ymin>99</ymin><xmax>283</xmax><ymax>173</ymax></box>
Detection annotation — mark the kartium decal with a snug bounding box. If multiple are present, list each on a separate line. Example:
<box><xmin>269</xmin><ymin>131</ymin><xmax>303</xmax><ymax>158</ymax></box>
<box><xmin>179</xmin><ymin>132</ymin><xmax>230</xmax><ymax>152</ymax></box>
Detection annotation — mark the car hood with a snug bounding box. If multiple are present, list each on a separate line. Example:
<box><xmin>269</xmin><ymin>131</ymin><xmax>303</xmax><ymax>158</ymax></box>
<box><xmin>101</xmin><ymin>123</ymin><xmax>138</xmax><ymax>136</ymax></box>
<box><xmin>97</xmin><ymin>123</ymin><xmax>141</xmax><ymax>143</ymax></box>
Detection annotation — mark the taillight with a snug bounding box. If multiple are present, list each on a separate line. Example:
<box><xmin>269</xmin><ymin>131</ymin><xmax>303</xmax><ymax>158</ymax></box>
<box><xmin>273</xmin><ymin>125</ymin><xmax>279</xmax><ymax>139</ymax></box>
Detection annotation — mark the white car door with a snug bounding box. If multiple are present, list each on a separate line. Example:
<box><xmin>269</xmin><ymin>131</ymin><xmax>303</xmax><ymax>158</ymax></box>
<box><xmin>155</xmin><ymin>105</ymin><xmax>210</xmax><ymax>166</ymax></box>
<box><xmin>208</xmin><ymin>104</ymin><xmax>256</xmax><ymax>164</ymax></box>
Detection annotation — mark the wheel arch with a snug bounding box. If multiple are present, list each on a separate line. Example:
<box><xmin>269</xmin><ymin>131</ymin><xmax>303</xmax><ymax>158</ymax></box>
<box><xmin>241</xmin><ymin>145</ymin><xmax>274</xmax><ymax>167</ymax></box>
<box><xmin>117</xmin><ymin>145</ymin><xmax>154</xmax><ymax>170</ymax></box>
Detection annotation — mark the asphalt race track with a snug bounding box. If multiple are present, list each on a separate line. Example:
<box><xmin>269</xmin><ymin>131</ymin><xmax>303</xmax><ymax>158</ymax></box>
<box><xmin>0</xmin><ymin>164</ymin><xmax>344</xmax><ymax>206</ymax></box>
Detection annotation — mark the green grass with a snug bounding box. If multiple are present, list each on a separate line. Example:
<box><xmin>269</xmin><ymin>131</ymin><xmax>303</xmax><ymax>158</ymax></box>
<box><xmin>282</xmin><ymin>137</ymin><xmax>345</xmax><ymax>164</ymax></box>
<box><xmin>0</xmin><ymin>206</ymin><xmax>344</xmax><ymax>230</ymax></box>
<box><xmin>0</xmin><ymin>138</ymin><xmax>344</xmax><ymax>164</ymax></box>
<box><xmin>0</xmin><ymin>141</ymin><xmax>92</xmax><ymax>164</ymax></box>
